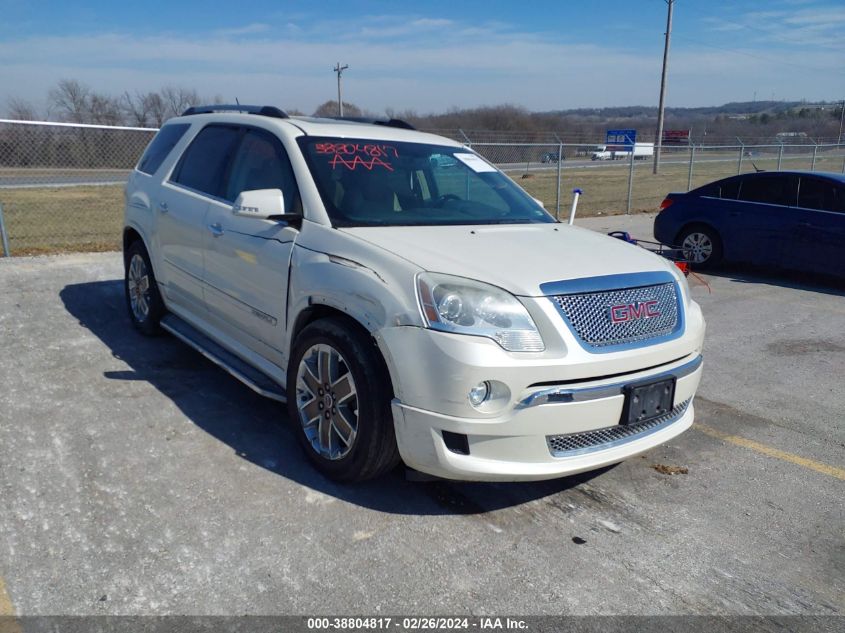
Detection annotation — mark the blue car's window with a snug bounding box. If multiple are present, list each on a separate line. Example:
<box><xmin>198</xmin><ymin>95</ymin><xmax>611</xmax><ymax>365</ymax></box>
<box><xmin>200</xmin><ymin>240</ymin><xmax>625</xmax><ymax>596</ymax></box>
<box><xmin>738</xmin><ymin>175</ymin><xmax>797</xmax><ymax>207</ymax></box>
<box><xmin>720</xmin><ymin>179</ymin><xmax>740</xmax><ymax>200</ymax></box>
<box><xmin>694</xmin><ymin>178</ymin><xmax>739</xmax><ymax>199</ymax></box>
<box><xmin>798</xmin><ymin>178</ymin><xmax>845</xmax><ymax>213</ymax></box>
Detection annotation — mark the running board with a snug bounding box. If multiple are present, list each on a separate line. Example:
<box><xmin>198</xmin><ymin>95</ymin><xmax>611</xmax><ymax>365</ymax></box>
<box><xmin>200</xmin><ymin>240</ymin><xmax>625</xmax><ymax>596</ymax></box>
<box><xmin>160</xmin><ymin>314</ymin><xmax>286</xmax><ymax>402</ymax></box>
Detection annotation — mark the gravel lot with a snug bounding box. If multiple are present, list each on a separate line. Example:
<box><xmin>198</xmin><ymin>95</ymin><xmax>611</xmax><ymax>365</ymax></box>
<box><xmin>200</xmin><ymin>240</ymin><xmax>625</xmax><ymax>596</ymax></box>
<box><xmin>0</xmin><ymin>213</ymin><xmax>843</xmax><ymax>616</ymax></box>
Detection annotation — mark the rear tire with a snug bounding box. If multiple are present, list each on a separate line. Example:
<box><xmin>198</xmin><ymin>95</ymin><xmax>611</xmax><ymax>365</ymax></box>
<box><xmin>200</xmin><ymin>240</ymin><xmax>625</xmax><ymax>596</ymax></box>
<box><xmin>677</xmin><ymin>224</ymin><xmax>723</xmax><ymax>269</ymax></box>
<box><xmin>287</xmin><ymin>317</ymin><xmax>401</xmax><ymax>482</ymax></box>
<box><xmin>124</xmin><ymin>240</ymin><xmax>165</xmax><ymax>336</ymax></box>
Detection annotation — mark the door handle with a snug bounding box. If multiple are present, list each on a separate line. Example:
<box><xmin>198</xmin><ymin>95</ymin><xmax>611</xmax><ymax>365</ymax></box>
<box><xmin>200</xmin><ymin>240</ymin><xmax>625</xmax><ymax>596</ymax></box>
<box><xmin>158</xmin><ymin>201</ymin><xmax>169</xmax><ymax>213</ymax></box>
<box><xmin>208</xmin><ymin>223</ymin><xmax>224</xmax><ymax>237</ymax></box>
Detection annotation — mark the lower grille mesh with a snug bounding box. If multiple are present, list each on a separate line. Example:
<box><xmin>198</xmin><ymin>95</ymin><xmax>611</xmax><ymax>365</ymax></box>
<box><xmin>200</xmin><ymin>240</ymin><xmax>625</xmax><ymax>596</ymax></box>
<box><xmin>547</xmin><ymin>398</ymin><xmax>691</xmax><ymax>457</ymax></box>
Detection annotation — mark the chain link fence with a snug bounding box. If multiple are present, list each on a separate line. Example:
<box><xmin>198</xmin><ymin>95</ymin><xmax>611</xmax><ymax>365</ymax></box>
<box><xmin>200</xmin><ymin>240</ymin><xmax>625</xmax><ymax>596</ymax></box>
<box><xmin>0</xmin><ymin>119</ymin><xmax>156</xmax><ymax>255</ymax></box>
<box><xmin>1</xmin><ymin>118</ymin><xmax>844</xmax><ymax>256</ymax></box>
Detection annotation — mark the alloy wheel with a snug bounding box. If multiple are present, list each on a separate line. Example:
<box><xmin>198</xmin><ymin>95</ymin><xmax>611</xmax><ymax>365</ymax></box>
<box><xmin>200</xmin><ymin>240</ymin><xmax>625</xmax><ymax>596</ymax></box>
<box><xmin>681</xmin><ymin>232</ymin><xmax>713</xmax><ymax>264</ymax></box>
<box><xmin>127</xmin><ymin>253</ymin><xmax>151</xmax><ymax>321</ymax></box>
<box><xmin>295</xmin><ymin>344</ymin><xmax>359</xmax><ymax>460</ymax></box>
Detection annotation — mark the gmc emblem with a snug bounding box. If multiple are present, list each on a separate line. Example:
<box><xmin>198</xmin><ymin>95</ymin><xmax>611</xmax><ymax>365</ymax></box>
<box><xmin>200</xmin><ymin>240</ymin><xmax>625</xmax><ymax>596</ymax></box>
<box><xmin>609</xmin><ymin>300</ymin><xmax>661</xmax><ymax>323</ymax></box>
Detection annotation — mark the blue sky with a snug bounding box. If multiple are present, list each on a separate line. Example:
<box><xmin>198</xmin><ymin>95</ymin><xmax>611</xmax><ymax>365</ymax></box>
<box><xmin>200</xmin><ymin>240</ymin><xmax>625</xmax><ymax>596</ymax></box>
<box><xmin>1</xmin><ymin>0</ymin><xmax>843</xmax><ymax>115</ymax></box>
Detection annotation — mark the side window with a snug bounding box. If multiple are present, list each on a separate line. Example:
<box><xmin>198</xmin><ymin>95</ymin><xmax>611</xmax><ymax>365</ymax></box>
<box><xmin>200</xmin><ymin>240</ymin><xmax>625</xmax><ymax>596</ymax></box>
<box><xmin>720</xmin><ymin>179</ymin><xmax>740</xmax><ymax>200</ymax></box>
<box><xmin>224</xmin><ymin>129</ymin><xmax>301</xmax><ymax>213</ymax></box>
<box><xmin>798</xmin><ymin>178</ymin><xmax>845</xmax><ymax>213</ymax></box>
<box><xmin>171</xmin><ymin>125</ymin><xmax>241</xmax><ymax>198</ymax></box>
<box><xmin>695</xmin><ymin>183</ymin><xmax>719</xmax><ymax>198</ymax></box>
<box><xmin>738</xmin><ymin>176</ymin><xmax>796</xmax><ymax>206</ymax></box>
<box><xmin>693</xmin><ymin>178</ymin><xmax>738</xmax><ymax>199</ymax></box>
<box><xmin>137</xmin><ymin>123</ymin><xmax>190</xmax><ymax>175</ymax></box>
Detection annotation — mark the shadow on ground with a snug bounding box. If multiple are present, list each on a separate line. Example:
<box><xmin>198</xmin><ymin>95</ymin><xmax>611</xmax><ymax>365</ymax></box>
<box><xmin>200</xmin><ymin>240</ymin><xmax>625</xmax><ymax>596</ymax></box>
<box><xmin>701</xmin><ymin>263</ymin><xmax>845</xmax><ymax>297</ymax></box>
<box><xmin>60</xmin><ymin>279</ymin><xmax>605</xmax><ymax>517</ymax></box>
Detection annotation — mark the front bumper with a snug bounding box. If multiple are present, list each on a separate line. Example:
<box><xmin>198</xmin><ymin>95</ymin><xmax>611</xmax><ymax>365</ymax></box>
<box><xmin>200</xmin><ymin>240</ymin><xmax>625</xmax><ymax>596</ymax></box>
<box><xmin>390</xmin><ymin>354</ymin><xmax>703</xmax><ymax>482</ymax></box>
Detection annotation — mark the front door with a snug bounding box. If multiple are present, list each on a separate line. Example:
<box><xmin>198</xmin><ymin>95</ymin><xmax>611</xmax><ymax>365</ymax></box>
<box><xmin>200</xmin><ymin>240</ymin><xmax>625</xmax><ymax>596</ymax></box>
<box><xmin>203</xmin><ymin>127</ymin><xmax>303</xmax><ymax>366</ymax></box>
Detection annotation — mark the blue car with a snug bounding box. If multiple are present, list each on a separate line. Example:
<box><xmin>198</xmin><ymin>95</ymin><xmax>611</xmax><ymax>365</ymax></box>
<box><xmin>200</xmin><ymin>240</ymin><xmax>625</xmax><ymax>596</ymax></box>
<box><xmin>654</xmin><ymin>171</ymin><xmax>845</xmax><ymax>277</ymax></box>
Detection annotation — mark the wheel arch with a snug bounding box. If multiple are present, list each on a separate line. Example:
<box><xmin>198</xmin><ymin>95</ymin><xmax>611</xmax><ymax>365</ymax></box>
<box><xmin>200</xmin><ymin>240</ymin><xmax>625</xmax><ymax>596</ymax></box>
<box><xmin>288</xmin><ymin>305</ymin><xmax>397</xmax><ymax>399</ymax></box>
<box><xmin>675</xmin><ymin>220</ymin><xmax>720</xmax><ymax>246</ymax></box>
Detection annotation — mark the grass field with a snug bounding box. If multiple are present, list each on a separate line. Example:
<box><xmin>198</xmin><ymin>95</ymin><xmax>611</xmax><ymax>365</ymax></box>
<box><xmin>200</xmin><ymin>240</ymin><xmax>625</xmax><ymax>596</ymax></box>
<box><xmin>0</xmin><ymin>185</ymin><xmax>124</xmax><ymax>256</ymax></box>
<box><xmin>0</xmin><ymin>153</ymin><xmax>843</xmax><ymax>256</ymax></box>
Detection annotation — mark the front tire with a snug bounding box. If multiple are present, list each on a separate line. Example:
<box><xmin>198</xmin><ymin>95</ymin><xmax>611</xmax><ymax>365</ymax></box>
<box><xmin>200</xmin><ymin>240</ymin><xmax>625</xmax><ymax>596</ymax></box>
<box><xmin>678</xmin><ymin>224</ymin><xmax>723</xmax><ymax>269</ymax></box>
<box><xmin>124</xmin><ymin>240</ymin><xmax>165</xmax><ymax>335</ymax></box>
<box><xmin>287</xmin><ymin>318</ymin><xmax>401</xmax><ymax>482</ymax></box>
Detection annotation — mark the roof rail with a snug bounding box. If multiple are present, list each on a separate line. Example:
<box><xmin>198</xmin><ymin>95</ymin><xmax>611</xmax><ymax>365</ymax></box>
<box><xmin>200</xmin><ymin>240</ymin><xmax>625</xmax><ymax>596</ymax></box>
<box><xmin>180</xmin><ymin>105</ymin><xmax>289</xmax><ymax>119</ymax></box>
<box><xmin>325</xmin><ymin>116</ymin><xmax>415</xmax><ymax>130</ymax></box>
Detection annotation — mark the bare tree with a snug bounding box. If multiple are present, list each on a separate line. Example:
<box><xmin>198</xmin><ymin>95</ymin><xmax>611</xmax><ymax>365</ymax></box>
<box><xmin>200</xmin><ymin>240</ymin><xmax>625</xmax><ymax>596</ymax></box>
<box><xmin>6</xmin><ymin>97</ymin><xmax>39</xmax><ymax>120</ymax></box>
<box><xmin>87</xmin><ymin>92</ymin><xmax>122</xmax><ymax>125</ymax></box>
<box><xmin>122</xmin><ymin>91</ymin><xmax>168</xmax><ymax>127</ymax></box>
<box><xmin>48</xmin><ymin>79</ymin><xmax>91</xmax><ymax>122</ymax></box>
<box><xmin>160</xmin><ymin>86</ymin><xmax>201</xmax><ymax>119</ymax></box>
<box><xmin>314</xmin><ymin>100</ymin><xmax>362</xmax><ymax>118</ymax></box>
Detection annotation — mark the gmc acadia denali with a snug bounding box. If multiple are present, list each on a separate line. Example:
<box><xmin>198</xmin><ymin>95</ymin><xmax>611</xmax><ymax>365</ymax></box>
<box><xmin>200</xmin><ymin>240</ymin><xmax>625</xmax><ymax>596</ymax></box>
<box><xmin>123</xmin><ymin>105</ymin><xmax>705</xmax><ymax>482</ymax></box>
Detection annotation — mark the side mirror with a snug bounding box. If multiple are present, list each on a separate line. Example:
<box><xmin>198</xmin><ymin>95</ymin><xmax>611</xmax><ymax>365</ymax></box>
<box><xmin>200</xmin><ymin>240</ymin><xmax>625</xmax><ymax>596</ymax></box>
<box><xmin>232</xmin><ymin>189</ymin><xmax>285</xmax><ymax>219</ymax></box>
<box><xmin>232</xmin><ymin>188</ymin><xmax>301</xmax><ymax>227</ymax></box>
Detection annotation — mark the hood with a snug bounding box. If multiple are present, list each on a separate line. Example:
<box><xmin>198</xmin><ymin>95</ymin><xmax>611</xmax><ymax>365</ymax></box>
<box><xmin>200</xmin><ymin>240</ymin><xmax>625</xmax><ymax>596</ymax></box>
<box><xmin>340</xmin><ymin>223</ymin><xmax>676</xmax><ymax>296</ymax></box>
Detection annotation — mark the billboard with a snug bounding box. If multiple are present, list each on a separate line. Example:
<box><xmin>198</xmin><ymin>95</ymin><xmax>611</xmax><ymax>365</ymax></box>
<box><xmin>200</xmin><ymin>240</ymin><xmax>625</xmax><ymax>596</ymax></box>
<box><xmin>662</xmin><ymin>129</ymin><xmax>690</xmax><ymax>145</ymax></box>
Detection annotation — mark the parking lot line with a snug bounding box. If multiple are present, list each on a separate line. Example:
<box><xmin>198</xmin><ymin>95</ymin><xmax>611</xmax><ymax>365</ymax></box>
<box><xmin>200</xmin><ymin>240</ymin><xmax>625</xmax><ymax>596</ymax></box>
<box><xmin>695</xmin><ymin>423</ymin><xmax>845</xmax><ymax>481</ymax></box>
<box><xmin>0</xmin><ymin>576</ymin><xmax>14</xmax><ymax>616</ymax></box>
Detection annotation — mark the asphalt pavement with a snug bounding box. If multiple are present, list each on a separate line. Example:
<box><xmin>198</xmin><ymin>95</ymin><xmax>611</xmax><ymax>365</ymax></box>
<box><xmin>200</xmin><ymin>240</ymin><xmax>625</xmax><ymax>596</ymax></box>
<box><xmin>0</xmin><ymin>216</ymin><xmax>843</xmax><ymax>616</ymax></box>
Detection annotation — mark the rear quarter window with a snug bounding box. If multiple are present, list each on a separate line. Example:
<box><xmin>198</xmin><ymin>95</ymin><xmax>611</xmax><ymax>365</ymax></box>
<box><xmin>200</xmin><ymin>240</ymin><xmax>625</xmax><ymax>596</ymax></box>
<box><xmin>694</xmin><ymin>178</ymin><xmax>739</xmax><ymax>199</ymax></box>
<box><xmin>137</xmin><ymin>124</ymin><xmax>190</xmax><ymax>175</ymax></box>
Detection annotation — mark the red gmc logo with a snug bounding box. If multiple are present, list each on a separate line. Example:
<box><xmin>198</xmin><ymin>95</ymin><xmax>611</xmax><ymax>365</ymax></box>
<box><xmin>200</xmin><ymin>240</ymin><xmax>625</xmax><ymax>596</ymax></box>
<box><xmin>609</xmin><ymin>300</ymin><xmax>661</xmax><ymax>323</ymax></box>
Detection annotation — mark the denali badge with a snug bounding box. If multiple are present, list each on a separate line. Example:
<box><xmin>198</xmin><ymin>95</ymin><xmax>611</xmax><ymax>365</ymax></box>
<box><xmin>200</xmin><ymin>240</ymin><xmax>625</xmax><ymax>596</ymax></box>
<box><xmin>609</xmin><ymin>300</ymin><xmax>661</xmax><ymax>324</ymax></box>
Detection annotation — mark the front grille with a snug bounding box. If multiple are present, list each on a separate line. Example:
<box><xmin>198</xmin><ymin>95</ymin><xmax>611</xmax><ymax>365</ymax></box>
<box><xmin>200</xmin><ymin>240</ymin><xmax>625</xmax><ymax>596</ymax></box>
<box><xmin>547</xmin><ymin>398</ymin><xmax>691</xmax><ymax>457</ymax></box>
<box><xmin>552</xmin><ymin>282</ymin><xmax>679</xmax><ymax>348</ymax></box>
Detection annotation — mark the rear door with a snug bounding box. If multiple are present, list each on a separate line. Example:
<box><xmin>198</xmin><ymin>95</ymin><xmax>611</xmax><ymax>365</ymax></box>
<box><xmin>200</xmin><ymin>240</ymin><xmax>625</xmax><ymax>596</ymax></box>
<box><xmin>157</xmin><ymin>124</ymin><xmax>241</xmax><ymax>312</ymax></box>
<box><xmin>203</xmin><ymin>127</ymin><xmax>302</xmax><ymax>365</ymax></box>
<box><xmin>732</xmin><ymin>173</ymin><xmax>798</xmax><ymax>267</ymax></box>
<box><xmin>794</xmin><ymin>176</ymin><xmax>845</xmax><ymax>276</ymax></box>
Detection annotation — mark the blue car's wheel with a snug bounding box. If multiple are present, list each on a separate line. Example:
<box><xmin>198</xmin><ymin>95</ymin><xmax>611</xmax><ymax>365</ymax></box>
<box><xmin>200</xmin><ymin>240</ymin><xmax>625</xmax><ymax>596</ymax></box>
<box><xmin>678</xmin><ymin>225</ymin><xmax>722</xmax><ymax>269</ymax></box>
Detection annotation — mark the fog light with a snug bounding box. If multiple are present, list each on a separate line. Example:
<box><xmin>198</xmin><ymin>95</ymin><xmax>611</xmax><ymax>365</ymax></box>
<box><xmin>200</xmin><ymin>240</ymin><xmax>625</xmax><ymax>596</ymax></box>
<box><xmin>468</xmin><ymin>381</ymin><xmax>490</xmax><ymax>407</ymax></box>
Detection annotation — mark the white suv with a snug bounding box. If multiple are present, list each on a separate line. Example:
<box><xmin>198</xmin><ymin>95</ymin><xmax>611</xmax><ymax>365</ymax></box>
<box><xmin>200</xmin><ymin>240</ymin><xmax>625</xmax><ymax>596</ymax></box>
<box><xmin>123</xmin><ymin>105</ymin><xmax>704</xmax><ymax>482</ymax></box>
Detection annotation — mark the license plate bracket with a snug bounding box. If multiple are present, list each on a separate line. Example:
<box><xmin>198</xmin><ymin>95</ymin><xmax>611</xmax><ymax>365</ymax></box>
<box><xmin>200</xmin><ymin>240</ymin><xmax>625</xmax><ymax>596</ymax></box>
<box><xmin>621</xmin><ymin>378</ymin><xmax>676</xmax><ymax>425</ymax></box>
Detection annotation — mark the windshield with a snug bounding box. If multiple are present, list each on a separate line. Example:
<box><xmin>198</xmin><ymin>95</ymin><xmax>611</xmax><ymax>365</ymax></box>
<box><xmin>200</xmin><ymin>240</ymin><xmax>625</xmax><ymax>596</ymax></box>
<box><xmin>297</xmin><ymin>137</ymin><xmax>555</xmax><ymax>227</ymax></box>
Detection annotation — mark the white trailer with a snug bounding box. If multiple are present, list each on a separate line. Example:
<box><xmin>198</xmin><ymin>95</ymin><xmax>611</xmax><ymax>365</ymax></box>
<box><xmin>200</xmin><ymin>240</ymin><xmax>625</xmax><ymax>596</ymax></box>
<box><xmin>592</xmin><ymin>142</ymin><xmax>654</xmax><ymax>161</ymax></box>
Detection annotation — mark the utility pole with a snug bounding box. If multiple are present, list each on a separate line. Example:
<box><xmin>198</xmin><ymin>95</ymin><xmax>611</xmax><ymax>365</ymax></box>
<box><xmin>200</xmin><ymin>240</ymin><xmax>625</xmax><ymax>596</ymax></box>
<box><xmin>653</xmin><ymin>0</ymin><xmax>674</xmax><ymax>175</ymax></box>
<box><xmin>333</xmin><ymin>62</ymin><xmax>349</xmax><ymax>117</ymax></box>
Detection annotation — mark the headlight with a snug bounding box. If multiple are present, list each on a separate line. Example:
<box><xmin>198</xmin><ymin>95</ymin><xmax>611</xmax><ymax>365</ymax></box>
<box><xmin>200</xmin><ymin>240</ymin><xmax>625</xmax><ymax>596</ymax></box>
<box><xmin>416</xmin><ymin>273</ymin><xmax>544</xmax><ymax>352</ymax></box>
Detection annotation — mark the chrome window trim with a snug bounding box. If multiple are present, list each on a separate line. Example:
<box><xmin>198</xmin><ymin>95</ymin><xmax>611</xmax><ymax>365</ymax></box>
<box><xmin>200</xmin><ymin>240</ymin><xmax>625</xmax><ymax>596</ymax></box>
<box><xmin>516</xmin><ymin>354</ymin><xmax>702</xmax><ymax>409</ymax></box>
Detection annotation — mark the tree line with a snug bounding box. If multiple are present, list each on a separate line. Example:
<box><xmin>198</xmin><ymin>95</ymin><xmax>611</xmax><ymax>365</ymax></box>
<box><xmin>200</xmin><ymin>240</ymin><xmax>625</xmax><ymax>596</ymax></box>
<box><xmin>4</xmin><ymin>79</ymin><xmax>843</xmax><ymax>144</ymax></box>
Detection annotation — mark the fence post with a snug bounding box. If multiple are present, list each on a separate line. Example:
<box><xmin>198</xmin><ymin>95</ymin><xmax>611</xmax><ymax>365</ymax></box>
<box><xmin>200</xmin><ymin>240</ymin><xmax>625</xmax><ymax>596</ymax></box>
<box><xmin>687</xmin><ymin>145</ymin><xmax>695</xmax><ymax>192</ymax></box>
<box><xmin>811</xmin><ymin>142</ymin><xmax>818</xmax><ymax>171</ymax></box>
<box><xmin>555</xmin><ymin>142</ymin><xmax>563</xmax><ymax>220</ymax></box>
<box><xmin>777</xmin><ymin>143</ymin><xmax>784</xmax><ymax>170</ymax></box>
<box><xmin>626</xmin><ymin>135</ymin><xmax>635</xmax><ymax>215</ymax></box>
<box><xmin>0</xmin><ymin>202</ymin><xmax>10</xmax><ymax>257</ymax></box>
<box><xmin>737</xmin><ymin>145</ymin><xmax>744</xmax><ymax>175</ymax></box>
